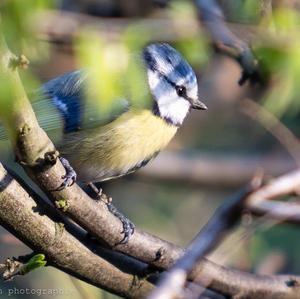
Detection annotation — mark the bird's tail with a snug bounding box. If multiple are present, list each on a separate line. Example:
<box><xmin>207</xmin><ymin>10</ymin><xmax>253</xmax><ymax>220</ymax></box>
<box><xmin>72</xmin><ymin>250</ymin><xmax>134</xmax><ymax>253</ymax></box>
<box><xmin>0</xmin><ymin>97</ymin><xmax>63</xmax><ymax>140</ymax></box>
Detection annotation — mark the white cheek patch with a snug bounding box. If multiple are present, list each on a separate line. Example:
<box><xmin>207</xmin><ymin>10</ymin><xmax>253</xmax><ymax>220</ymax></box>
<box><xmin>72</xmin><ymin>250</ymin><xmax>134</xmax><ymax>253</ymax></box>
<box><xmin>147</xmin><ymin>69</ymin><xmax>191</xmax><ymax>126</ymax></box>
<box><xmin>159</xmin><ymin>96</ymin><xmax>191</xmax><ymax>125</ymax></box>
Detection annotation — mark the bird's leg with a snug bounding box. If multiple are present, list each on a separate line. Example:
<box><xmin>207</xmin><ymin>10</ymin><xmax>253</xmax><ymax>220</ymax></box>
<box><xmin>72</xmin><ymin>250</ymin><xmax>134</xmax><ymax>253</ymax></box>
<box><xmin>87</xmin><ymin>182</ymin><xmax>135</xmax><ymax>244</ymax></box>
<box><xmin>107</xmin><ymin>200</ymin><xmax>135</xmax><ymax>244</ymax></box>
<box><xmin>58</xmin><ymin>157</ymin><xmax>77</xmax><ymax>190</ymax></box>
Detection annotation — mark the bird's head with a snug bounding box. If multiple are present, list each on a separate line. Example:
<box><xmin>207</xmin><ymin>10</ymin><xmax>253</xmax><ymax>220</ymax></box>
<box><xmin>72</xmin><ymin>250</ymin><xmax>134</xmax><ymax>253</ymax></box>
<box><xmin>143</xmin><ymin>43</ymin><xmax>207</xmax><ymax>126</ymax></box>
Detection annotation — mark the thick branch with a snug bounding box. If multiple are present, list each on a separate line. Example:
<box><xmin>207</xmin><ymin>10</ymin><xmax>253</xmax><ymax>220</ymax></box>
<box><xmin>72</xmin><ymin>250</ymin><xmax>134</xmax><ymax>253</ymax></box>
<box><xmin>0</xmin><ymin>163</ymin><xmax>154</xmax><ymax>298</ymax></box>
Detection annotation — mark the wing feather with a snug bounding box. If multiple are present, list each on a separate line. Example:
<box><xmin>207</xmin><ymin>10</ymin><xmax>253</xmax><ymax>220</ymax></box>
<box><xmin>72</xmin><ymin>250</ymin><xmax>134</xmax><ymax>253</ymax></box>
<box><xmin>0</xmin><ymin>70</ymin><xmax>129</xmax><ymax>140</ymax></box>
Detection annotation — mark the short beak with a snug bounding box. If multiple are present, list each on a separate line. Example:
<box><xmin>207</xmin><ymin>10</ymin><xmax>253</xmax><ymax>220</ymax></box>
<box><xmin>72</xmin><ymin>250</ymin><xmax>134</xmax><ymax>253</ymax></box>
<box><xmin>191</xmin><ymin>99</ymin><xmax>208</xmax><ymax>110</ymax></box>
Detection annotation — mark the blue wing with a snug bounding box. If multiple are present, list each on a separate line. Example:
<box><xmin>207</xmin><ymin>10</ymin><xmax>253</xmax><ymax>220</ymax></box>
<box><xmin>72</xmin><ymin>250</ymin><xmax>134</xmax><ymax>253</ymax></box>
<box><xmin>0</xmin><ymin>70</ymin><xmax>129</xmax><ymax>139</ymax></box>
<box><xmin>39</xmin><ymin>69</ymin><xmax>130</xmax><ymax>133</ymax></box>
<box><xmin>39</xmin><ymin>70</ymin><xmax>86</xmax><ymax>133</ymax></box>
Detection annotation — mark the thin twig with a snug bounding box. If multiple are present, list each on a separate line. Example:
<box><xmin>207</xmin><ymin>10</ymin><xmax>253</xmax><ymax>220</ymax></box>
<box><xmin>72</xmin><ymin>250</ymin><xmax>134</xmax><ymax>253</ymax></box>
<box><xmin>247</xmin><ymin>168</ymin><xmax>300</xmax><ymax>224</ymax></box>
<box><xmin>241</xmin><ymin>98</ymin><xmax>300</xmax><ymax>166</ymax></box>
<box><xmin>194</xmin><ymin>0</ymin><xmax>261</xmax><ymax>85</ymax></box>
<box><xmin>148</xmin><ymin>176</ymin><xmax>262</xmax><ymax>299</ymax></box>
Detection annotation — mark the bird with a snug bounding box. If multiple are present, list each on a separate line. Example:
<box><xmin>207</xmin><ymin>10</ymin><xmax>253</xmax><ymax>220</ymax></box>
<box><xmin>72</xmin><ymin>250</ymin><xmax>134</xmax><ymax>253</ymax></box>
<box><xmin>0</xmin><ymin>43</ymin><xmax>207</xmax><ymax>242</ymax></box>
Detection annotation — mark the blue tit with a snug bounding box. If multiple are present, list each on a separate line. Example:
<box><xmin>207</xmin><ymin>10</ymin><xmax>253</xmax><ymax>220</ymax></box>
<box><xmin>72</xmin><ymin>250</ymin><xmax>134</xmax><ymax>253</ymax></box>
<box><xmin>0</xmin><ymin>43</ymin><xmax>207</xmax><ymax>243</ymax></box>
<box><xmin>0</xmin><ymin>43</ymin><xmax>207</xmax><ymax>183</ymax></box>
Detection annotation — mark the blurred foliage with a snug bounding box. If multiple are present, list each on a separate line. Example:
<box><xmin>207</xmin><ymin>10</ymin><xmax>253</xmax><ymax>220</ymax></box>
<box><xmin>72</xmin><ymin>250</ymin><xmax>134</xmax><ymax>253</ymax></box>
<box><xmin>76</xmin><ymin>32</ymin><xmax>125</xmax><ymax>115</ymax></box>
<box><xmin>0</xmin><ymin>0</ymin><xmax>52</xmax><ymax>61</ymax></box>
<box><xmin>253</xmin><ymin>6</ymin><xmax>300</xmax><ymax>117</ymax></box>
<box><xmin>122</xmin><ymin>26</ymin><xmax>152</xmax><ymax>108</ymax></box>
<box><xmin>251</xmin><ymin>224</ymin><xmax>300</xmax><ymax>273</ymax></box>
<box><xmin>0</xmin><ymin>0</ymin><xmax>52</xmax><ymax>103</ymax></box>
<box><xmin>75</xmin><ymin>26</ymin><xmax>153</xmax><ymax>122</ymax></box>
<box><xmin>167</xmin><ymin>0</ymin><xmax>197</xmax><ymax>20</ymax></box>
<box><xmin>168</xmin><ymin>0</ymin><xmax>210</xmax><ymax>67</ymax></box>
<box><xmin>221</xmin><ymin>0</ymin><xmax>262</xmax><ymax>23</ymax></box>
<box><xmin>175</xmin><ymin>36</ymin><xmax>210</xmax><ymax>71</ymax></box>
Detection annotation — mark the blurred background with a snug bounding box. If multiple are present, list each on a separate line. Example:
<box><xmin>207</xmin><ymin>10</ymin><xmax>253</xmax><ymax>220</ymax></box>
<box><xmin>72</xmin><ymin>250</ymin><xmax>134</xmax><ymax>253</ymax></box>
<box><xmin>1</xmin><ymin>0</ymin><xmax>300</xmax><ymax>298</ymax></box>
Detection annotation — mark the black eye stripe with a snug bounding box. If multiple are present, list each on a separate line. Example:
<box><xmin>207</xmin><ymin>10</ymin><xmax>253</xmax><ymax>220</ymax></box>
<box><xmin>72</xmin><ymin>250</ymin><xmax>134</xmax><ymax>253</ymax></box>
<box><xmin>162</xmin><ymin>74</ymin><xmax>190</xmax><ymax>101</ymax></box>
<box><xmin>158</xmin><ymin>73</ymin><xmax>191</xmax><ymax>102</ymax></box>
<box><xmin>159</xmin><ymin>73</ymin><xmax>176</xmax><ymax>88</ymax></box>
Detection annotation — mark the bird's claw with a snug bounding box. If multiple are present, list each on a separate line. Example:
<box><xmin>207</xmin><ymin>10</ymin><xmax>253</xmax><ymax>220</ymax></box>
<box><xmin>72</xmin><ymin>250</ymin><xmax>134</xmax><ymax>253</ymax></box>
<box><xmin>107</xmin><ymin>202</ymin><xmax>135</xmax><ymax>245</ymax></box>
<box><xmin>87</xmin><ymin>183</ymin><xmax>135</xmax><ymax>244</ymax></box>
<box><xmin>57</xmin><ymin>157</ymin><xmax>77</xmax><ymax>190</ymax></box>
<box><xmin>120</xmin><ymin>220</ymin><xmax>135</xmax><ymax>244</ymax></box>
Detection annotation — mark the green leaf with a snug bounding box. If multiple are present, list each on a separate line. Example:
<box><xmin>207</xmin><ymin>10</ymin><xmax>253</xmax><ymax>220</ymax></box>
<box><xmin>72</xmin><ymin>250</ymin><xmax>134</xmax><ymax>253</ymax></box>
<box><xmin>19</xmin><ymin>254</ymin><xmax>47</xmax><ymax>276</ymax></box>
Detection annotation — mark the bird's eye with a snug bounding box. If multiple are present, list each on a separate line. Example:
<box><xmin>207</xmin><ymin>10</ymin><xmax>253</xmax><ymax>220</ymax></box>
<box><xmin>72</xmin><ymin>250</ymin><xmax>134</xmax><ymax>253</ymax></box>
<box><xmin>175</xmin><ymin>86</ymin><xmax>186</xmax><ymax>97</ymax></box>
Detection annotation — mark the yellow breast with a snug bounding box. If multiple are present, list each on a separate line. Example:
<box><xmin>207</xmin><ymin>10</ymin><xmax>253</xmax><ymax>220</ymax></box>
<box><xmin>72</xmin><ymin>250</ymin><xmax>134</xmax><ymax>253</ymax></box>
<box><xmin>62</xmin><ymin>109</ymin><xmax>178</xmax><ymax>182</ymax></box>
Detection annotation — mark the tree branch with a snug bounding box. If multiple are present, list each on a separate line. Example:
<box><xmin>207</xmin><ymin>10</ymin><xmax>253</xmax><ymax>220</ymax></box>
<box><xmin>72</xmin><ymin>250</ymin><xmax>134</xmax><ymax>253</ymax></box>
<box><xmin>146</xmin><ymin>170</ymin><xmax>300</xmax><ymax>299</ymax></box>
<box><xmin>247</xmin><ymin>168</ymin><xmax>300</xmax><ymax>225</ymax></box>
<box><xmin>139</xmin><ymin>150</ymin><xmax>294</xmax><ymax>187</ymax></box>
<box><xmin>0</xmin><ymin>162</ymin><xmax>154</xmax><ymax>298</ymax></box>
<box><xmin>4</xmin><ymin>158</ymin><xmax>300</xmax><ymax>299</ymax></box>
<box><xmin>194</xmin><ymin>0</ymin><xmax>261</xmax><ymax>85</ymax></box>
<box><xmin>147</xmin><ymin>179</ymin><xmax>261</xmax><ymax>299</ymax></box>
